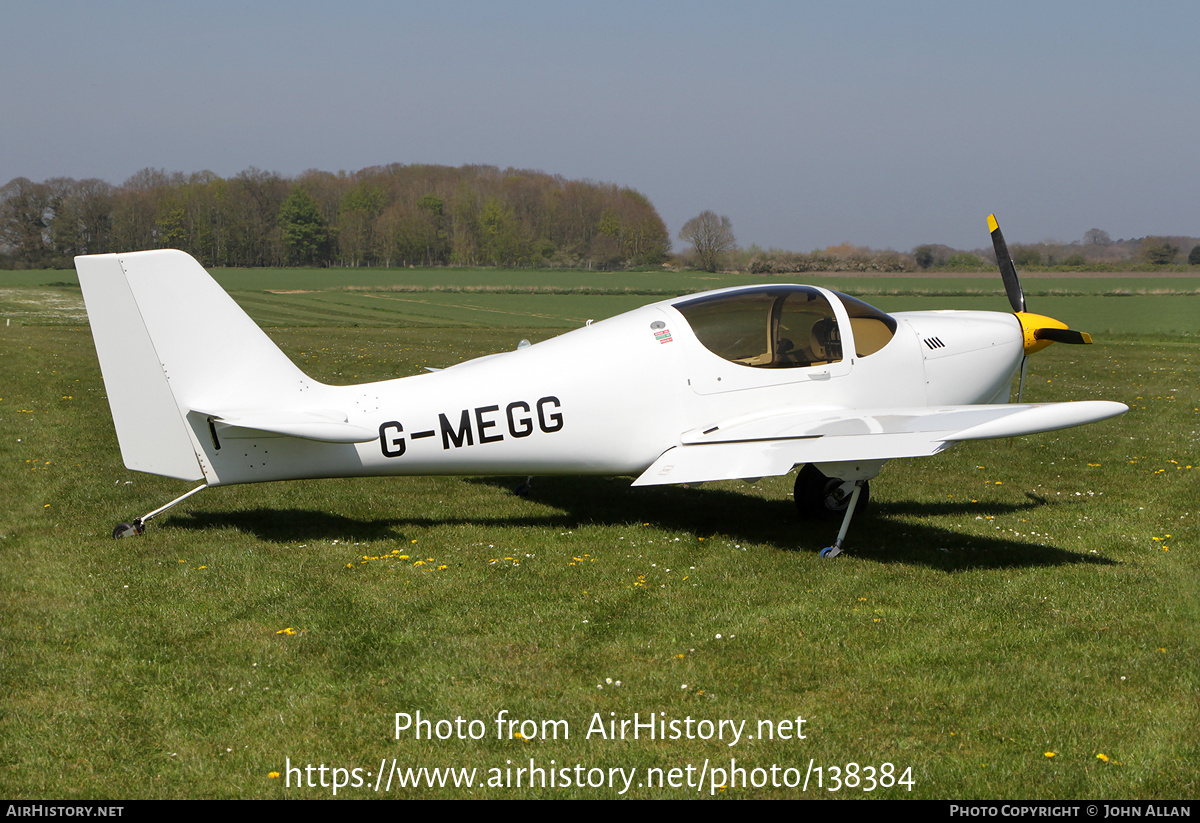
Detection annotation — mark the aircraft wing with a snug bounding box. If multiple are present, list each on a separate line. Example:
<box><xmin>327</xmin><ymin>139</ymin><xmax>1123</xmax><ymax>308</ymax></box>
<box><xmin>633</xmin><ymin>401</ymin><xmax>1126</xmax><ymax>486</ymax></box>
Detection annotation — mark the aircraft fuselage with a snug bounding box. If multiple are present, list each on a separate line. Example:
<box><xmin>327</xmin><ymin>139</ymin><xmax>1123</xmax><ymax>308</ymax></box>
<box><xmin>190</xmin><ymin>290</ymin><xmax>1025</xmax><ymax>487</ymax></box>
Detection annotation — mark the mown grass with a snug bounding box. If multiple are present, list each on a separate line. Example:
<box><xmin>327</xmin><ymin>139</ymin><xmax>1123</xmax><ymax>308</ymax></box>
<box><xmin>0</xmin><ymin>284</ymin><xmax>1196</xmax><ymax>799</ymax></box>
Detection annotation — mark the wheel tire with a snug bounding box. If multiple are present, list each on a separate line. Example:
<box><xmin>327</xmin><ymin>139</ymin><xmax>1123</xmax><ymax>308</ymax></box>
<box><xmin>112</xmin><ymin>521</ymin><xmax>143</xmax><ymax>539</ymax></box>
<box><xmin>793</xmin><ymin>464</ymin><xmax>870</xmax><ymax>520</ymax></box>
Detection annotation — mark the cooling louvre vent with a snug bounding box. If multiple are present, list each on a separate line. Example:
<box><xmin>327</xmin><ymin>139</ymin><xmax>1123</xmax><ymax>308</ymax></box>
<box><xmin>923</xmin><ymin>337</ymin><xmax>946</xmax><ymax>350</ymax></box>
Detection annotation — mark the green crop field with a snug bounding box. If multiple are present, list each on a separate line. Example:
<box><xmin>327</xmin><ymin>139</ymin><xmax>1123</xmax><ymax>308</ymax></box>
<box><xmin>1</xmin><ymin>275</ymin><xmax>1197</xmax><ymax>799</ymax></box>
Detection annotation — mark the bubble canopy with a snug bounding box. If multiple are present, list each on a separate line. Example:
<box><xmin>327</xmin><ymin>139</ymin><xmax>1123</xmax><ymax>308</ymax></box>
<box><xmin>672</xmin><ymin>286</ymin><xmax>897</xmax><ymax>368</ymax></box>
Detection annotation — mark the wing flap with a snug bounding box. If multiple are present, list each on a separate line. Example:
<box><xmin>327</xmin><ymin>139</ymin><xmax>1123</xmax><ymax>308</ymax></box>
<box><xmin>636</xmin><ymin>401</ymin><xmax>1126</xmax><ymax>486</ymax></box>
<box><xmin>635</xmin><ymin>432</ymin><xmax>947</xmax><ymax>486</ymax></box>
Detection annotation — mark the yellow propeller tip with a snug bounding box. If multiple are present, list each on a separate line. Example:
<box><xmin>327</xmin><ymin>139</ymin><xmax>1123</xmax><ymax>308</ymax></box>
<box><xmin>987</xmin><ymin>214</ymin><xmax>999</xmax><ymax>233</ymax></box>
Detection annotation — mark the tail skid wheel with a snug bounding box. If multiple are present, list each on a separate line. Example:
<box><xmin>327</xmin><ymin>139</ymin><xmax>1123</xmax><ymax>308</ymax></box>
<box><xmin>112</xmin><ymin>520</ymin><xmax>144</xmax><ymax>539</ymax></box>
<box><xmin>110</xmin><ymin>484</ymin><xmax>208</xmax><ymax>539</ymax></box>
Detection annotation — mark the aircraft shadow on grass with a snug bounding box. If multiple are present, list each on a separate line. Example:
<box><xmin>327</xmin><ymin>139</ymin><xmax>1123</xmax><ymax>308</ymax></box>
<box><xmin>162</xmin><ymin>477</ymin><xmax>1114</xmax><ymax>572</ymax></box>
<box><xmin>165</xmin><ymin>508</ymin><xmax>411</xmax><ymax>543</ymax></box>
<box><xmin>468</xmin><ymin>477</ymin><xmax>1118</xmax><ymax>571</ymax></box>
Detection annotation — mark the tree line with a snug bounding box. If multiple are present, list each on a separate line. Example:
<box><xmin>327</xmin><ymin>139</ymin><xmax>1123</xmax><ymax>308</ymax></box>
<box><xmin>681</xmin><ymin>212</ymin><xmax>1200</xmax><ymax>274</ymax></box>
<box><xmin>0</xmin><ymin>164</ymin><xmax>671</xmax><ymax>270</ymax></box>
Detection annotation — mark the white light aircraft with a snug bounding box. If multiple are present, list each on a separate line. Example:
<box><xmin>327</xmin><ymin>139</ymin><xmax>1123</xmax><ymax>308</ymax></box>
<box><xmin>76</xmin><ymin>216</ymin><xmax>1126</xmax><ymax>556</ymax></box>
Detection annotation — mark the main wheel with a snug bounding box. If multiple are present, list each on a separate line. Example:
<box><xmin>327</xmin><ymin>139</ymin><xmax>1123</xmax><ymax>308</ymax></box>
<box><xmin>793</xmin><ymin>464</ymin><xmax>869</xmax><ymax>520</ymax></box>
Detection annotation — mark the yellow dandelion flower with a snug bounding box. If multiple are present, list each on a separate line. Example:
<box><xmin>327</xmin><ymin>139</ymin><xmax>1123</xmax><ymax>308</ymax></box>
<box><xmin>1096</xmin><ymin>753</ymin><xmax>1109</xmax><ymax>762</ymax></box>
<box><xmin>1044</xmin><ymin>751</ymin><xmax>1055</xmax><ymax>758</ymax></box>
<box><xmin>269</xmin><ymin>771</ymin><xmax>280</xmax><ymax>779</ymax></box>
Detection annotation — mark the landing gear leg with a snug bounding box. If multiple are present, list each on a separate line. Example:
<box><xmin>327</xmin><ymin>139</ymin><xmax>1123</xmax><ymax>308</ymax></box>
<box><xmin>820</xmin><ymin>480</ymin><xmax>865</xmax><ymax>559</ymax></box>
<box><xmin>513</xmin><ymin>476</ymin><xmax>534</xmax><ymax>497</ymax></box>
<box><xmin>112</xmin><ymin>483</ymin><xmax>208</xmax><ymax>538</ymax></box>
<box><xmin>794</xmin><ymin>461</ymin><xmax>884</xmax><ymax>557</ymax></box>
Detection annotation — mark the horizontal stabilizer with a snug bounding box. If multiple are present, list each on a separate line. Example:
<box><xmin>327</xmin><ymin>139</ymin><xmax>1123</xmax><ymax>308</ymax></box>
<box><xmin>204</xmin><ymin>409</ymin><xmax>379</xmax><ymax>443</ymax></box>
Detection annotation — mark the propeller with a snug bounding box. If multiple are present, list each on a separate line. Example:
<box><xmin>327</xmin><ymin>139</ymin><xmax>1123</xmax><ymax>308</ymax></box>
<box><xmin>990</xmin><ymin>213</ymin><xmax>1026</xmax><ymax>314</ymax></box>
<box><xmin>987</xmin><ymin>214</ymin><xmax>1093</xmax><ymax>402</ymax></box>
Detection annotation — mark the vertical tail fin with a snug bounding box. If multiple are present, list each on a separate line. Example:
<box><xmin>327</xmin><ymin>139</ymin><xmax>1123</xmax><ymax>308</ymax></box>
<box><xmin>77</xmin><ymin>250</ymin><xmax>310</xmax><ymax>480</ymax></box>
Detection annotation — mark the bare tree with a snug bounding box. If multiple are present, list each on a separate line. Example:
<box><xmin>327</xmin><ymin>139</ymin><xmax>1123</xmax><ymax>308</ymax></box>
<box><xmin>1084</xmin><ymin>228</ymin><xmax>1111</xmax><ymax>245</ymax></box>
<box><xmin>0</xmin><ymin>177</ymin><xmax>51</xmax><ymax>265</ymax></box>
<box><xmin>679</xmin><ymin>210</ymin><xmax>736</xmax><ymax>272</ymax></box>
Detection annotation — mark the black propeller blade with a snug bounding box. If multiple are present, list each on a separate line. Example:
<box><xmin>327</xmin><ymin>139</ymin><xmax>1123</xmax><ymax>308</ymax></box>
<box><xmin>1034</xmin><ymin>327</ymin><xmax>1093</xmax><ymax>345</ymax></box>
<box><xmin>988</xmin><ymin>213</ymin><xmax>1025</xmax><ymax>314</ymax></box>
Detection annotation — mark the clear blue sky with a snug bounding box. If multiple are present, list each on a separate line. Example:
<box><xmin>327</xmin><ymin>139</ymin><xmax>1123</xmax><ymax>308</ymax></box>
<box><xmin>4</xmin><ymin>0</ymin><xmax>1197</xmax><ymax>252</ymax></box>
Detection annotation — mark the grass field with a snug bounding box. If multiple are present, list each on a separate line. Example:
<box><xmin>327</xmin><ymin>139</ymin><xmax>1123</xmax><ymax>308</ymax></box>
<box><xmin>1</xmin><ymin>272</ymin><xmax>1197</xmax><ymax>799</ymax></box>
